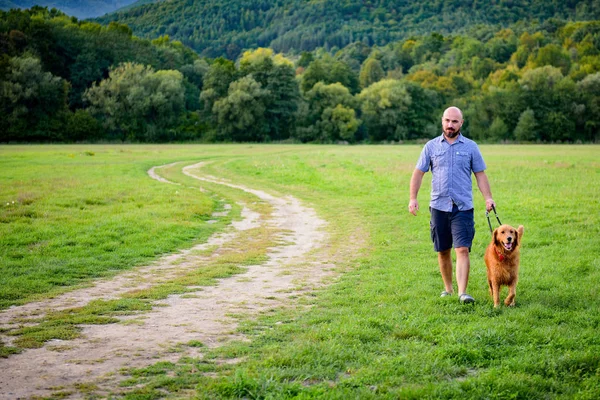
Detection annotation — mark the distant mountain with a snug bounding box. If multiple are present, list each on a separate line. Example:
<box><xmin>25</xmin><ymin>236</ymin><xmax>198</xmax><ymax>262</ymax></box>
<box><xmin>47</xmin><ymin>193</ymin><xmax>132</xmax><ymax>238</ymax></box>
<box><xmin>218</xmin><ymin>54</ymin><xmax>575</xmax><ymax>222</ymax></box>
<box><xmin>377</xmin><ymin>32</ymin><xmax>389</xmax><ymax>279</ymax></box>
<box><xmin>97</xmin><ymin>0</ymin><xmax>600</xmax><ymax>59</ymax></box>
<box><xmin>0</xmin><ymin>0</ymin><xmax>140</xmax><ymax>19</ymax></box>
<box><xmin>0</xmin><ymin>1</ymin><xmax>16</xmax><ymax>10</ymax></box>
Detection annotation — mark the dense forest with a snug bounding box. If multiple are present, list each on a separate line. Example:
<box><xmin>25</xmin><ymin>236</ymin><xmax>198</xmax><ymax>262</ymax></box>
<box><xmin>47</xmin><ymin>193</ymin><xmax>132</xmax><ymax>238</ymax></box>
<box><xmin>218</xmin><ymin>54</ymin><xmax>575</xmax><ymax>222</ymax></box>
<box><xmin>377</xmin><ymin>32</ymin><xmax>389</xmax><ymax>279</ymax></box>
<box><xmin>97</xmin><ymin>0</ymin><xmax>600</xmax><ymax>59</ymax></box>
<box><xmin>0</xmin><ymin>0</ymin><xmax>139</xmax><ymax>19</ymax></box>
<box><xmin>1</xmin><ymin>6</ymin><xmax>600</xmax><ymax>143</ymax></box>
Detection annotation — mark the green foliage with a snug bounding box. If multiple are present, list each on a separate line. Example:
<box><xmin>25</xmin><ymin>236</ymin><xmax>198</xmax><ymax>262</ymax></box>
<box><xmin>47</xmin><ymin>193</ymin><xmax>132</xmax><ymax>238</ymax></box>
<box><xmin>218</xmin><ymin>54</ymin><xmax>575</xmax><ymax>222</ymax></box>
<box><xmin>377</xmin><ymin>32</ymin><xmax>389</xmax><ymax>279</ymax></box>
<box><xmin>84</xmin><ymin>62</ymin><xmax>186</xmax><ymax>141</ymax></box>
<box><xmin>200</xmin><ymin>57</ymin><xmax>238</xmax><ymax>118</ymax></box>
<box><xmin>3</xmin><ymin>7</ymin><xmax>600</xmax><ymax>143</ymax></box>
<box><xmin>359</xmin><ymin>57</ymin><xmax>384</xmax><ymax>89</ymax></box>
<box><xmin>297</xmin><ymin>51</ymin><xmax>314</xmax><ymax>68</ymax></box>
<box><xmin>320</xmin><ymin>104</ymin><xmax>361</xmax><ymax>142</ymax></box>
<box><xmin>0</xmin><ymin>54</ymin><xmax>68</xmax><ymax>141</ymax></box>
<box><xmin>96</xmin><ymin>0</ymin><xmax>600</xmax><ymax>59</ymax></box>
<box><xmin>64</xmin><ymin>108</ymin><xmax>103</xmax><ymax>142</ymax></box>
<box><xmin>0</xmin><ymin>7</ymin><xmax>201</xmax><ymax>112</ymax></box>
<box><xmin>213</xmin><ymin>76</ymin><xmax>269</xmax><ymax>142</ymax></box>
<box><xmin>577</xmin><ymin>72</ymin><xmax>600</xmax><ymax>141</ymax></box>
<box><xmin>358</xmin><ymin>79</ymin><xmax>412</xmax><ymax>141</ymax></box>
<box><xmin>295</xmin><ymin>82</ymin><xmax>359</xmax><ymax>143</ymax></box>
<box><xmin>530</xmin><ymin>43</ymin><xmax>572</xmax><ymax>74</ymax></box>
<box><xmin>488</xmin><ymin>117</ymin><xmax>510</xmax><ymax>141</ymax></box>
<box><xmin>514</xmin><ymin>108</ymin><xmax>538</xmax><ymax>142</ymax></box>
<box><xmin>239</xmin><ymin>48</ymin><xmax>300</xmax><ymax>140</ymax></box>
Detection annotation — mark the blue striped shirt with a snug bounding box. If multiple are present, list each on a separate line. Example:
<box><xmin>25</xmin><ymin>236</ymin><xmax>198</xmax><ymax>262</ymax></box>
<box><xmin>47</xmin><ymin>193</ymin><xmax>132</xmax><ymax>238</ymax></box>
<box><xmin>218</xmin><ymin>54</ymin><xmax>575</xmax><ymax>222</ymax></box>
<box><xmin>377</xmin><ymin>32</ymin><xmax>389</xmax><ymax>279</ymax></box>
<box><xmin>416</xmin><ymin>133</ymin><xmax>487</xmax><ymax>212</ymax></box>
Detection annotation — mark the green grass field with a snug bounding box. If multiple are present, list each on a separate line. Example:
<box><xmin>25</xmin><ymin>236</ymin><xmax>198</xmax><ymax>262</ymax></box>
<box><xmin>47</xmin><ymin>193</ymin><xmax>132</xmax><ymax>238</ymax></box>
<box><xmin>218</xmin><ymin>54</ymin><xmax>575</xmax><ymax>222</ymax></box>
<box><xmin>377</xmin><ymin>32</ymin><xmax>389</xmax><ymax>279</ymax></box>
<box><xmin>1</xmin><ymin>144</ymin><xmax>599</xmax><ymax>399</ymax></box>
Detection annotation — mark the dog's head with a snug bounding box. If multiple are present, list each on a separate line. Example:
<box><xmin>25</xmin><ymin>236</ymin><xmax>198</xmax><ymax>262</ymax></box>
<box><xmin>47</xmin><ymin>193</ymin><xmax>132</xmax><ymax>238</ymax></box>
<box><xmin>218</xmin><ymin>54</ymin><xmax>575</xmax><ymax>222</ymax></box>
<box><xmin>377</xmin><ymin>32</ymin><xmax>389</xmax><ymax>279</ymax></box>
<box><xmin>493</xmin><ymin>224</ymin><xmax>523</xmax><ymax>252</ymax></box>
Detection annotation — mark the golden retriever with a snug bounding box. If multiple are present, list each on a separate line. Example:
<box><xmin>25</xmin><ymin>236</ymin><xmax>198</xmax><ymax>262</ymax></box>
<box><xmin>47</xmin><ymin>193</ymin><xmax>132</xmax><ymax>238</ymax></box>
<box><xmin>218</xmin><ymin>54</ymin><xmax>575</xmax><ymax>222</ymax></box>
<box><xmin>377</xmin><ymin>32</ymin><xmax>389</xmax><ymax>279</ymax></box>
<box><xmin>484</xmin><ymin>224</ymin><xmax>524</xmax><ymax>307</ymax></box>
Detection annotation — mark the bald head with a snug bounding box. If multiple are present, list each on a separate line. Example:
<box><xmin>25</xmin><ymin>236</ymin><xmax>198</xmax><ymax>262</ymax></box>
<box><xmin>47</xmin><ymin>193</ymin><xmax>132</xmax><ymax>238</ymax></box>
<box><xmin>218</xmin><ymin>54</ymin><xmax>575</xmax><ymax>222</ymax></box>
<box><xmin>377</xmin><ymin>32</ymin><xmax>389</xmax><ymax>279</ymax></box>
<box><xmin>441</xmin><ymin>106</ymin><xmax>464</xmax><ymax>140</ymax></box>
<box><xmin>443</xmin><ymin>106</ymin><xmax>463</xmax><ymax>120</ymax></box>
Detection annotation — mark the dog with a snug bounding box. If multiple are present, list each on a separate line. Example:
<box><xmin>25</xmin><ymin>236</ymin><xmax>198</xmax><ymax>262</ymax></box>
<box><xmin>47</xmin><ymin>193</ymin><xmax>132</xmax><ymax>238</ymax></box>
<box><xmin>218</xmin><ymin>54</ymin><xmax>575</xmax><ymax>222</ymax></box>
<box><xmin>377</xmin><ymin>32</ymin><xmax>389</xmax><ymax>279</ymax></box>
<box><xmin>484</xmin><ymin>224</ymin><xmax>524</xmax><ymax>307</ymax></box>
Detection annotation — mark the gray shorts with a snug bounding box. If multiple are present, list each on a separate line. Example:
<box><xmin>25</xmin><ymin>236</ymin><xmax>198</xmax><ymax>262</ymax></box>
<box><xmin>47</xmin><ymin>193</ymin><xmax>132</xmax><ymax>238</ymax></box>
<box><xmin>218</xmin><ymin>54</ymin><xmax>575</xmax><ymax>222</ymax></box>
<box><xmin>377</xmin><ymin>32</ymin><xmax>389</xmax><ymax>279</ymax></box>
<box><xmin>430</xmin><ymin>205</ymin><xmax>475</xmax><ymax>252</ymax></box>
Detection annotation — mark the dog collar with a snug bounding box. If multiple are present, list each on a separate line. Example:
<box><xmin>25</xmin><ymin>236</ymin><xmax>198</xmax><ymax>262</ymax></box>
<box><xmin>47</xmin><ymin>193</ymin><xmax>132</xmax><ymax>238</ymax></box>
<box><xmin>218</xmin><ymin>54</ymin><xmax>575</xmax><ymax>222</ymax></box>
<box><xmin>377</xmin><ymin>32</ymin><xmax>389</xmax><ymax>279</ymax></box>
<box><xmin>495</xmin><ymin>248</ymin><xmax>505</xmax><ymax>262</ymax></box>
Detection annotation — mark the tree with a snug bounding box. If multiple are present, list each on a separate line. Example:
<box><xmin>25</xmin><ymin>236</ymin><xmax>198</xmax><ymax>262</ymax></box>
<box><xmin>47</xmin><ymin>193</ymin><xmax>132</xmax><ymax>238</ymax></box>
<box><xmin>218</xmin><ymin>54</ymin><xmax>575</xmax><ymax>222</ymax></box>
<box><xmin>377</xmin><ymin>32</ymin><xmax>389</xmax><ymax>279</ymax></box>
<box><xmin>199</xmin><ymin>57</ymin><xmax>237</xmax><ymax>118</ymax></box>
<box><xmin>546</xmin><ymin>111</ymin><xmax>576</xmax><ymax>142</ymax></box>
<box><xmin>358</xmin><ymin>79</ymin><xmax>412</xmax><ymax>141</ymax></box>
<box><xmin>359</xmin><ymin>57</ymin><xmax>384</xmax><ymax>89</ymax></box>
<box><xmin>577</xmin><ymin>72</ymin><xmax>600</xmax><ymax>142</ymax></box>
<box><xmin>64</xmin><ymin>109</ymin><xmax>103</xmax><ymax>142</ymax></box>
<box><xmin>488</xmin><ymin>117</ymin><xmax>510</xmax><ymax>141</ymax></box>
<box><xmin>518</xmin><ymin>66</ymin><xmax>577</xmax><ymax>141</ymax></box>
<box><xmin>84</xmin><ymin>62</ymin><xmax>185</xmax><ymax>142</ymax></box>
<box><xmin>297</xmin><ymin>51</ymin><xmax>314</xmax><ymax>68</ymax></box>
<box><xmin>300</xmin><ymin>58</ymin><xmax>330</xmax><ymax>92</ymax></box>
<box><xmin>401</xmin><ymin>81</ymin><xmax>439</xmax><ymax>140</ymax></box>
<box><xmin>319</xmin><ymin>104</ymin><xmax>361</xmax><ymax>142</ymax></box>
<box><xmin>0</xmin><ymin>55</ymin><xmax>68</xmax><ymax>142</ymax></box>
<box><xmin>296</xmin><ymin>81</ymin><xmax>358</xmax><ymax>142</ymax></box>
<box><xmin>530</xmin><ymin>44</ymin><xmax>571</xmax><ymax>75</ymax></box>
<box><xmin>300</xmin><ymin>55</ymin><xmax>359</xmax><ymax>94</ymax></box>
<box><xmin>486</xmin><ymin>34</ymin><xmax>517</xmax><ymax>63</ymax></box>
<box><xmin>471</xmin><ymin>56</ymin><xmax>496</xmax><ymax>80</ymax></box>
<box><xmin>212</xmin><ymin>76</ymin><xmax>269</xmax><ymax>142</ymax></box>
<box><xmin>330</xmin><ymin>60</ymin><xmax>360</xmax><ymax>94</ymax></box>
<box><xmin>514</xmin><ymin>108</ymin><xmax>538</xmax><ymax>142</ymax></box>
<box><xmin>452</xmin><ymin>36</ymin><xmax>484</xmax><ymax>67</ymax></box>
<box><xmin>410</xmin><ymin>33</ymin><xmax>446</xmax><ymax>64</ymax></box>
<box><xmin>179</xmin><ymin>59</ymin><xmax>209</xmax><ymax>90</ymax></box>
<box><xmin>239</xmin><ymin>48</ymin><xmax>300</xmax><ymax>140</ymax></box>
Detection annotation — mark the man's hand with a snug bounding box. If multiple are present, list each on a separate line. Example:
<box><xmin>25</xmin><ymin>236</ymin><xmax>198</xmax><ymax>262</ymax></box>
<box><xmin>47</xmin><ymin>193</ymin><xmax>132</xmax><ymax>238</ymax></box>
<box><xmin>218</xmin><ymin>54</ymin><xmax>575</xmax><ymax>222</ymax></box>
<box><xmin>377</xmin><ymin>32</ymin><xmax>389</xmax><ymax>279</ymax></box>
<box><xmin>409</xmin><ymin>169</ymin><xmax>425</xmax><ymax>216</ymax></box>
<box><xmin>409</xmin><ymin>199</ymin><xmax>419</xmax><ymax>216</ymax></box>
<box><xmin>485</xmin><ymin>198</ymin><xmax>496</xmax><ymax>212</ymax></box>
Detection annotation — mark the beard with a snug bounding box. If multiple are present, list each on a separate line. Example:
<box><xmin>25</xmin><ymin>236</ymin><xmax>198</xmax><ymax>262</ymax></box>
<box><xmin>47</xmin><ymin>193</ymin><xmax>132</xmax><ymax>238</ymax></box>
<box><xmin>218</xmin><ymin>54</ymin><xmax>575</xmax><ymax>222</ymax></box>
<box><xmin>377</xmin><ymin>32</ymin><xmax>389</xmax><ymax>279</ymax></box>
<box><xmin>444</xmin><ymin>128</ymin><xmax>459</xmax><ymax>138</ymax></box>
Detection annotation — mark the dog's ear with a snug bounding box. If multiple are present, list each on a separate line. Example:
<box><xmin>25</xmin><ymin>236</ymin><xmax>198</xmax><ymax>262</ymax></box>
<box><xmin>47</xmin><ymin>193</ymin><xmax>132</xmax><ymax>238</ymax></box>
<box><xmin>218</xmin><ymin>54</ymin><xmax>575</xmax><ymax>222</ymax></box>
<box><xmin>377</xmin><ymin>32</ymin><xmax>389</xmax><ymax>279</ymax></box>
<box><xmin>513</xmin><ymin>227</ymin><xmax>519</xmax><ymax>247</ymax></box>
<box><xmin>515</xmin><ymin>225</ymin><xmax>524</xmax><ymax>248</ymax></box>
<box><xmin>493</xmin><ymin>228</ymin><xmax>499</xmax><ymax>245</ymax></box>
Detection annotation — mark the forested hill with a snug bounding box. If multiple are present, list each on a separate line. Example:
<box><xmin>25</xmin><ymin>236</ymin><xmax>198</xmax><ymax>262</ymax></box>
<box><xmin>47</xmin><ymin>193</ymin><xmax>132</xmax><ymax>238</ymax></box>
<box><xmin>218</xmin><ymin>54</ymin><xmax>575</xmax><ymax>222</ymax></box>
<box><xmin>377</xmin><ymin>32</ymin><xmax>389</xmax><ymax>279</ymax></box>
<box><xmin>97</xmin><ymin>0</ymin><xmax>600</xmax><ymax>59</ymax></box>
<box><xmin>0</xmin><ymin>0</ymin><xmax>139</xmax><ymax>19</ymax></box>
<box><xmin>2</xmin><ymin>7</ymin><xmax>600</xmax><ymax>144</ymax></box>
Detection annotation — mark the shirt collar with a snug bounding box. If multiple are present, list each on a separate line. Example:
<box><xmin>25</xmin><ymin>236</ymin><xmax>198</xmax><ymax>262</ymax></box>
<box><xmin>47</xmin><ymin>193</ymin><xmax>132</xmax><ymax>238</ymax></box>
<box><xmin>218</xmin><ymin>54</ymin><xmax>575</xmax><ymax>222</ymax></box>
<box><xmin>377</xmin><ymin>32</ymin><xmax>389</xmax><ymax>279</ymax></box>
<box><xmin>439</xmin><ymin>132</ymin><xmax>464</xmax><ymax>144</ymax></box>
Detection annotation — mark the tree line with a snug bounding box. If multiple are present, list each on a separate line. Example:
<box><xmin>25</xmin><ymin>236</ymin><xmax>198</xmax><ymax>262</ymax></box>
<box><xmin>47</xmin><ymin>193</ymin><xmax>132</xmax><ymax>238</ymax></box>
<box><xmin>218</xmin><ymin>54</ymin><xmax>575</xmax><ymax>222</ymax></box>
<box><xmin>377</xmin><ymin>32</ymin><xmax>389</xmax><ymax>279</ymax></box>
<box><xmin>97</xmin><ymin>0</ymin><xmax>600</xmax><ymax>60</ymax></box>
<box><xmin>1</xmin><ymin>7</ymin><xmax>600</xmax><ymax>143</ymax></box>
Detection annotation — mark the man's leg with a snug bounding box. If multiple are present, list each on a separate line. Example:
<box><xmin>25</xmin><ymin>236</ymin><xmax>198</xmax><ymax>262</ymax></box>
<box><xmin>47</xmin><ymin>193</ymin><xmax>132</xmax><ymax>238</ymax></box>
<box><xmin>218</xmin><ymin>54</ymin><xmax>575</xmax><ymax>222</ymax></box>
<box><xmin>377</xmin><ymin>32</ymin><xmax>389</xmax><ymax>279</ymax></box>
<box><xmin>438</xmin><ymin>249</ymin><xmax>453</xmax><ymax>293</ymax></box>
<box><xmin>455</xmin><ymin>247</ymin><xmax>470</xmax><ymax>295</ymax></box>
<box><xmin>450</xmin><ymin>206</ymin><xmax>475</xmax><ymax>303</ymax></box>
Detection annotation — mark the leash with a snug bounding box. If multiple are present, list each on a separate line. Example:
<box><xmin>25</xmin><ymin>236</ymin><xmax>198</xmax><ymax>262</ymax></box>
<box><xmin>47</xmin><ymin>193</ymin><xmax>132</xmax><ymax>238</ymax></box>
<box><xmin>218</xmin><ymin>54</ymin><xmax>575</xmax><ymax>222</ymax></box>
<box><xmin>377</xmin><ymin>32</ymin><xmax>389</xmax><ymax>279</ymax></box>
<box><xmin>486</xmin><ymin>205</ymin><xmax>502</xmax><ymax>235</ymax></box>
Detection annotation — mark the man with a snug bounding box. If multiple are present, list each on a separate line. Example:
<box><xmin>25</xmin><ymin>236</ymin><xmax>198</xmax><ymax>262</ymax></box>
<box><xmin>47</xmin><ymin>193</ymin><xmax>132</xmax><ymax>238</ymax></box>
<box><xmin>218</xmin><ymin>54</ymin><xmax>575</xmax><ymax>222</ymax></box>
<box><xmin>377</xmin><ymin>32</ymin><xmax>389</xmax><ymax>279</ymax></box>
<box><xmin>408</xmin><ymin>106</ymin><xmax>495</xmax><ymax>304</ymax></box>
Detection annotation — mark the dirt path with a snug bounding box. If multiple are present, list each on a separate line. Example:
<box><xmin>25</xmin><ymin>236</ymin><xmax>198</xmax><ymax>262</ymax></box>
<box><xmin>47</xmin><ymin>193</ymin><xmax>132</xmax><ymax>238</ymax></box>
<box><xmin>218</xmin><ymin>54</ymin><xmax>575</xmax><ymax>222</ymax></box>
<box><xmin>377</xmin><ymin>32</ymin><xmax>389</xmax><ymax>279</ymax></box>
<box><xmin>0</xmin><ymin>162</ymin><xmax>333</xmax><ymax>399</ymax></box>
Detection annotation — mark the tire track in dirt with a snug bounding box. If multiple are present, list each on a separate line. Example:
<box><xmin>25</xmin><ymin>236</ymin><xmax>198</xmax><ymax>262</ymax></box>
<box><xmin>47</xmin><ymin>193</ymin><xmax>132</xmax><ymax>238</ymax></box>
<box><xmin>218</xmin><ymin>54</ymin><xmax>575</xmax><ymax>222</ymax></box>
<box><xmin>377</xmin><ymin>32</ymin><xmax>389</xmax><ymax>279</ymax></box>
<box><xmin>0</xmin><ymin>162</ymin><xmax>333</xmax><ymax>399</ymax></box>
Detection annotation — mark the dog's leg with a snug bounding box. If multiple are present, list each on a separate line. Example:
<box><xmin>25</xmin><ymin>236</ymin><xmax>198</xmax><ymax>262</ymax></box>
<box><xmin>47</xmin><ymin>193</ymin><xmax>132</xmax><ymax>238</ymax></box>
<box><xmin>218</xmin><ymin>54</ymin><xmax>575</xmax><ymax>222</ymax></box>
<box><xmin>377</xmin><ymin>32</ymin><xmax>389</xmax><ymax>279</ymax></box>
<box><xmin>491</xmin><ymin>282</ymin><xmax>501</xmax><ymax>307</ymax></box>
<box><xmin>505</xmin><ymin>283</ymin><xmax>516</xmax><ymax>307</ymax></box>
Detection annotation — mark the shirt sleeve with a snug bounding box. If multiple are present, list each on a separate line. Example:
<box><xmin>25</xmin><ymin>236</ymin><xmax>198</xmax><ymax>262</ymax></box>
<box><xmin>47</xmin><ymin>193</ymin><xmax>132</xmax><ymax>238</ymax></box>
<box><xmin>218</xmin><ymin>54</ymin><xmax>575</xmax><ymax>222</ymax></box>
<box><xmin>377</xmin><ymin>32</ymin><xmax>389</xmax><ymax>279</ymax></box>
<box><xmin>415</xmin><ymin>144</ymin><xmax>431</xmax><ymax>173</ymax></box>
<box><xmin>471</xmin><ymin>144</ymin><xmax>486</xmax><ymax>173</ymax></box>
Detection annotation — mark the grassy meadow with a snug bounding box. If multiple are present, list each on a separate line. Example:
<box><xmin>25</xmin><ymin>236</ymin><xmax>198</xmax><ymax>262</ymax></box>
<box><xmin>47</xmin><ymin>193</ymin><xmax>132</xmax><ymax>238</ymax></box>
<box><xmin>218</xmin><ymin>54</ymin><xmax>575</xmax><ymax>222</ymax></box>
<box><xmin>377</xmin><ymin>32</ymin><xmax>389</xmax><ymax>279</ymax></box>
<box><xmin>1</xmin><ymin>144</ymin><xmax>599</xmax><ymax>399</ymax></box>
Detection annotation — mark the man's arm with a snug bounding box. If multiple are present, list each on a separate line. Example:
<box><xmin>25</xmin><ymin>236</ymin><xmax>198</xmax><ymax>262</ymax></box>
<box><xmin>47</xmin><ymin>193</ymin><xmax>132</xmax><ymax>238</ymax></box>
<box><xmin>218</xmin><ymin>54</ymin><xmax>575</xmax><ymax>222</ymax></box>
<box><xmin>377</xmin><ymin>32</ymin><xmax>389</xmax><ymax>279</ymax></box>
<box><xmin>474</xmin><ymin>171</ymin><xmax>495</xmax><ymax>212</ymax></box>
<box><xmin>409</xmin><ymin>169</ymin><xmax>425</xmax><ymax>216</ymax></box>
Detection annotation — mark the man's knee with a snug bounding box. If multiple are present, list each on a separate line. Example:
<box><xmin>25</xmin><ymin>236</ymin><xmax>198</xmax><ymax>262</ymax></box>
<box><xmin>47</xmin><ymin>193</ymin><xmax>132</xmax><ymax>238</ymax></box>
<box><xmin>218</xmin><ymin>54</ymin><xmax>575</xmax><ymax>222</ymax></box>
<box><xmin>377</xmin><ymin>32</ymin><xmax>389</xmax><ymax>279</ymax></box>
<box><xmin>438</xmin><ymin>248</ymin><xmax>452</xmax><ymax>257</ymax></box>
<box><xmin>455</xmin><ymin>246</ymin><xmax>470</xmax><ymax>257</ymax></box>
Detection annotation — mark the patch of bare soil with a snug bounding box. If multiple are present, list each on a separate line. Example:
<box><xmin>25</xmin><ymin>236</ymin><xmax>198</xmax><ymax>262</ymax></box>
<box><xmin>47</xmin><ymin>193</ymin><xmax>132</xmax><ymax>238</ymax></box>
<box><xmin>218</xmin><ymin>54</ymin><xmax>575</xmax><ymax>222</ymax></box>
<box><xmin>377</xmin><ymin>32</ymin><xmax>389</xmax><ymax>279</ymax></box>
<box><xmin>0</xmin><ymin>162</ymin><xmax>334</xmax><ymax>399</ymax></box>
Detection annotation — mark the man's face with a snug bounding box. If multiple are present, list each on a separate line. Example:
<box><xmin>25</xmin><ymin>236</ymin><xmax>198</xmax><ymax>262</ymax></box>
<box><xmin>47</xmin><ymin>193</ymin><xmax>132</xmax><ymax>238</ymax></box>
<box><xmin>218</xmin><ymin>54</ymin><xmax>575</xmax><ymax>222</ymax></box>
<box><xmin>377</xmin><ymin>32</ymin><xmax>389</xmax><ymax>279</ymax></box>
<box><xmin>442</xmin><ymin>109</ymin><xmax>463</xmax><ymax>139</ymax></box>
